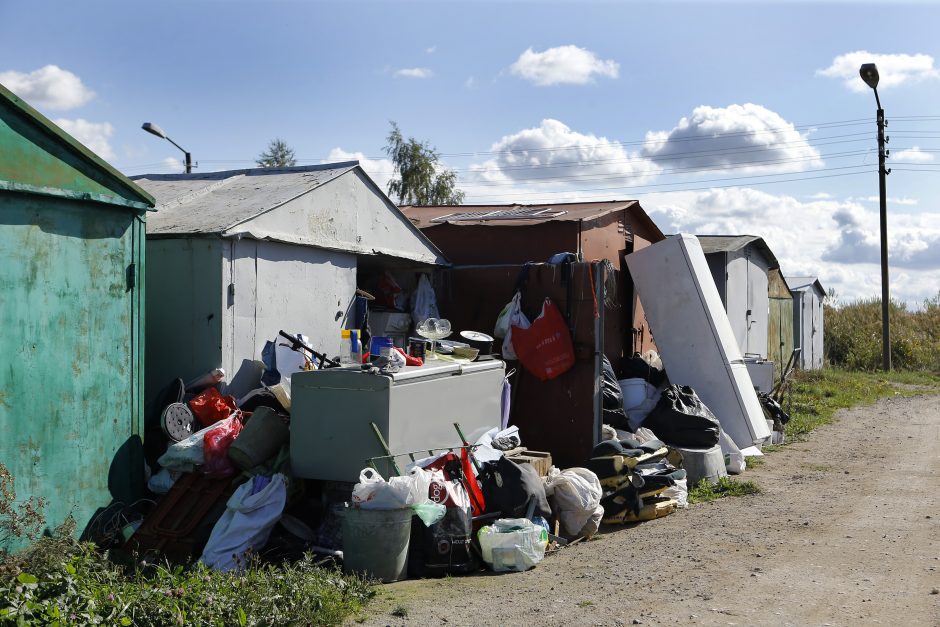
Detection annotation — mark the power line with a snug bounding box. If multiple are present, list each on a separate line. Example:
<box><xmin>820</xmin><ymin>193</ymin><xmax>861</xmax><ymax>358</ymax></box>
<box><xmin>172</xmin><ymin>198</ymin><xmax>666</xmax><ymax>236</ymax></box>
<box><xmin>462</xmin><ymin>170</ymin><xmax>875</xmax><ymax>201</ymax></box>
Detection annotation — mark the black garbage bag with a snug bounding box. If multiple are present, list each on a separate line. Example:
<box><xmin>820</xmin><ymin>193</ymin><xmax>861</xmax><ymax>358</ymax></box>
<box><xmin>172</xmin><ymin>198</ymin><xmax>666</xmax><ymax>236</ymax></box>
<box><xmin>618</xmin><ymin>352</ymin><xmax>665</xmax><ymax>387</ymax></box>
<box><xmin>641</xmin><ymin>385</ymin><xmax>720</xmax><ymax>448</ymax></box>
<box><xmin>602</xmin><ymin>356</ymin><xmax>629</xmax><ymax>430</ymax></box>
<box><xmin>479</xmin><ymin>456</ymin><xmax>551</xmax><ymax>519</ymax></box>
<box><xmin>759</xmin><ymin>392</ymin><xmax>790</xmax><ymax>426</ymax></box>
<box><xmin>408</xmin><ymin>506</ymin><xmax>479</xmax><ymax>577</ymax></box>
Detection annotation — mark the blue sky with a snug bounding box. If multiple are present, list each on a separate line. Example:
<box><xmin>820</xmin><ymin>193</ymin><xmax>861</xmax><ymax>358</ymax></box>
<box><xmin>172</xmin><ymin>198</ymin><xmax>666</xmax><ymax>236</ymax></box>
<box><xmin>2</xmin><ymin>1</ymin><xmax>938</xmax><ymax>305</ymax></box>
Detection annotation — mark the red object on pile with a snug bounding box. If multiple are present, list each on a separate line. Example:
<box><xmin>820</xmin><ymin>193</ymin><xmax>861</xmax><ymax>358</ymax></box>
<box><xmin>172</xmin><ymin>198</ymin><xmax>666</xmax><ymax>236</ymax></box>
<box><xmin>188</xmin><ymin>388</ymin><xmax>238</xmax><ymax>427</ymax></box>
<box><xmin>361</xmin><ymin>348</ymin><xmax>423</xmax><ymax>367</ymax></box>
<box><xmin>202</xmin><ymin>415</ymin><xmax>244</xmax><ymax>479</ymax></box>
<box><xmin>510</xmin><ymin>298</ymin><xmax>576</xmax><ymax>381</ymax></box>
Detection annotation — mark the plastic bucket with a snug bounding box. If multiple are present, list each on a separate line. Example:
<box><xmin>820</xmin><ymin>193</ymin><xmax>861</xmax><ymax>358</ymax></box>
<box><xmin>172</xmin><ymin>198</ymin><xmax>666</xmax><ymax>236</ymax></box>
<box><xmin>619</xmin><ymin>378</ymin><xmax>649</xmax><ymax>410</ymax></box>
<box><xmin>341</xmin><ymin>507</ymin><xmax>412</xmax><ymax>582</ymax></box>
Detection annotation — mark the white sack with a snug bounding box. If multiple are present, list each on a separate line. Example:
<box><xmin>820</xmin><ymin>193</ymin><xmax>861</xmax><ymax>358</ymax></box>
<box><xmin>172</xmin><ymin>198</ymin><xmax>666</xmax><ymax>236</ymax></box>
<box><xmin>663</xmin><ymin>478</ymin><xmax>689</xmax><ymax>509</ymax></box>
<box><xmin>544</xmin><ymin>466</ymin><xmax>603</xmax><ymax>538</ymax></box>
<box><xmin>200</xmin><ymin>474</ymin><xmax>288</xmax><ymax>572</ymax></box>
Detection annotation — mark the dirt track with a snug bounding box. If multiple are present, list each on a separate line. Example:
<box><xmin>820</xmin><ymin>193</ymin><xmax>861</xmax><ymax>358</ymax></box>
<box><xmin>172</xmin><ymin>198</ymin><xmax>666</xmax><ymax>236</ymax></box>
<box><xmin>352</xmin><ymin>394</ymin><xmax>940</xmax><ymax>626</ymax></box>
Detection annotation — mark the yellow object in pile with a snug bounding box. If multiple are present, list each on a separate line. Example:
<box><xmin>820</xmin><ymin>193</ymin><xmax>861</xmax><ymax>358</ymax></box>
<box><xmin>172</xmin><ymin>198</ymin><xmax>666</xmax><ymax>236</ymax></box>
<box><xmin>602</xmin><ymin>497</ymin><xmax>678</xmax><ymax>524</ymax></box>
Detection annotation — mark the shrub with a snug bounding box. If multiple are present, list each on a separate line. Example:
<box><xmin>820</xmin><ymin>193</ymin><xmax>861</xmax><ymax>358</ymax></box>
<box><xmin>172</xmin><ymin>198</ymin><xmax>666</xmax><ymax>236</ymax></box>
<box><xmin>824</xmin><ymin>294</ymin><xmax>940</xmax><ymax>371</ymax></box>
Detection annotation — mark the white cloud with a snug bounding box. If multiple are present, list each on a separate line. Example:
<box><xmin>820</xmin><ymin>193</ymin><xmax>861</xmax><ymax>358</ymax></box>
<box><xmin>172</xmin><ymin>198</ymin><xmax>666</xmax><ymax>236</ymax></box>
<box><xmin>817</xmin><ymin>51</ymin><xmax>939</xmax><ymax>92</ymax></box>
<box><xmin>0</xmin><ymin>65</ymin><xmax>95</xmax><ymax>110</ymax></box>
<box><xmin>53</xmin><ymin>118</ymin><xmax>114</xmax><ymax>159</ymax></box>
<box><xmin>467</xmin><ymin>119</ymin><xmax>660</xmax><ymax>190</ymax></box>
<box><xmin>640</xmin><ymin>186</ymin><xmax>940</xmax><ymax>306</ymax></box>
<box><xmin>509</xmin><ymin>45</ymin><xmax>619</xmax><ymax>86</ymax></box>
<box><xmin>809</xmin><ymin>192</ymin><xmax>832</xmax><ymax>200</ymax></box>
<box><xmin>894</xmin><ymin>146</ymin><xmax>934</xmax><ymax>162</ymax></box>
<box><xmin>425</xmin><ymin>46</ymin><xmax>437</xmax><ymax>54</ymax></box>
<box><xmin>641</xmin><ymin>104</ymin><xmax>823</xmax><ymax>173</ymax></box>
<box><xmin>162</xmin><ymin>157</ymin><xmax>183</xmax><ymax>173</ymax></box>
<box><xmin>852</xmin><ymin>195</ymin><xmax>919</xmax><ymax>206</ymax></box>
<box><xmin>324</xmin><ymin>148</ymin><xmax>396</xmax><ymax>196</ymax></box>
<box><xmin>394</xmin><ymin>67</ymin><xmax>433</xmax><ymax>79</ymax></box>
<box><xmin>464</xmin><ymin>76</ymin><xmax>478</xmax><ymax>89</ymax></box>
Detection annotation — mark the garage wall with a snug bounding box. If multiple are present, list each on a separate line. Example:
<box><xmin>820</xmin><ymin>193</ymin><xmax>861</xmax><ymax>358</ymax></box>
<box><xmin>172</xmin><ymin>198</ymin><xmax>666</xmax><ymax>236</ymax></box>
<box><xmin>221</xmin><ymin>238</ymin><xmax>356</xmax><ymax>396</ymax></box>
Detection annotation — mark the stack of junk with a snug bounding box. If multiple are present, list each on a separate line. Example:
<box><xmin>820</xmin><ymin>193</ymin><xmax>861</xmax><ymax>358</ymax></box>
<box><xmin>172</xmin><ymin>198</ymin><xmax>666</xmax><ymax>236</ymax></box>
<box><xmin>111</xmin><ymin>240</ymin><xmax>789</xmax><ymax>583</ymax></box>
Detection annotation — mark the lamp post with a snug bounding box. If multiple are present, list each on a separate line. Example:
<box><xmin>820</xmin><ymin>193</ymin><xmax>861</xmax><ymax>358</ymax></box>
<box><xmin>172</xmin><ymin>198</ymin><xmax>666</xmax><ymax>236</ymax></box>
<box><xmin>859</xmin><ymin>62</ymin><xmax>891</xmax><ymax>371</ymax></box>
<box><xmin>141</xmin><ymin>122</ymin><xmax>193</xmax><ymax>174</ymax></box>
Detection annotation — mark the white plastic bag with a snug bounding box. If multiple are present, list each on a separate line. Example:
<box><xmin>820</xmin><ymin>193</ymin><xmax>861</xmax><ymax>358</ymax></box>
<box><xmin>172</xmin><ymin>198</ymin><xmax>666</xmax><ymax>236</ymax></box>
<box><xmin>157</xmin><ymin>416</ymin><xmax>238</xmax><ymax>472</ymax></box>
<box><xmin>544</xmin><ymin>467</ymin><xmax>603</xmax><ymax>538</ymax></box>
<box><xmin>200</xmin><ymin>474</ymin><xmax>288</xmax><ymax>571</ymax></box>
<box><xmin>663</xmin><ymin>478</ymin><xmax>689</xmax><ymax>509</ymax></box>
<box><xmin>498</xmin><ymin>292</ymin><xmax>530</xmax><ymax>360</ymax></box>
<box><xmin>147</xmin><ymin>468</ymin><xmax>179</xmax><ymax>495</ymax></box>
<box><xmin>351</xmin><ymin>467</ymin><xmax>433</xmax><ymax>510</ymax></box>
<box><xmin>720</xmin><ymin>429</ymin><xmax>746</xmax><ymax>474</ymax></box>
<box><xmin>411</xmin><ymin>273</ymin><xmax>440</xmax><ymax>326</ymax></box>
<box><xmin>477</xmin><ymin>518</ymin><xmax>549</xmax><ymax>572</ymax></box>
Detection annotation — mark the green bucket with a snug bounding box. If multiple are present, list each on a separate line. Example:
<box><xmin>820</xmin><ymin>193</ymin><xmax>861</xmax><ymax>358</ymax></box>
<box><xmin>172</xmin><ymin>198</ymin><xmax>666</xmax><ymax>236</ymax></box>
<box><xmin>341</xmin><ymin>507</ymin><xmax>412</xmax><ymax>582</ymax></box>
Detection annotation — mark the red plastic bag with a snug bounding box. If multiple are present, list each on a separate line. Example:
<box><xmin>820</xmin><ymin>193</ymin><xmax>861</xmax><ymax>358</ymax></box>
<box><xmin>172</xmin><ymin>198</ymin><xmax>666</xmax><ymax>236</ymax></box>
<box><xmin>189</xmin><ymin>388</ymin><xmax>238</xmax><ymax>428</ymax></box>
<box><xmin>202</xmin><ymin>415</ymin><xmax>244</xmax><ymax>479</ymax></box>
<box><xmin>510</xmin><ymin>298</ymin><xmax>576</xmax><ymax>381</ymax></box>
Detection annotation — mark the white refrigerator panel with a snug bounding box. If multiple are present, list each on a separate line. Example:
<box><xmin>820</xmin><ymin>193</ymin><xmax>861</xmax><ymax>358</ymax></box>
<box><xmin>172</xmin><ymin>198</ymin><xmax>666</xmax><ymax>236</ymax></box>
<box><xmin>626</xmin><ymin>234</ymin><xmax>771</xmax><ymax>447</ymax></box>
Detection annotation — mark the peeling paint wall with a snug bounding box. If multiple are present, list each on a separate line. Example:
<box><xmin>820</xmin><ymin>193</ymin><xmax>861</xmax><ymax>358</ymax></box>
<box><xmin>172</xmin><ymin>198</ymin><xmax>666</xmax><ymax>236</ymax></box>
<box><xmin>0</xmin><ymin>193</ymin><xmax>144</xmax><ymax>549</ymax></box>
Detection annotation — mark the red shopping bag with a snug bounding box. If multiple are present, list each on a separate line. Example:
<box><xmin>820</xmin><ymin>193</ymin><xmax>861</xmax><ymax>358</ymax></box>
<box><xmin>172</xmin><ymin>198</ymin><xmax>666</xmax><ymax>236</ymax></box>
<box><xmin>510</xmin><ymin>298</ymin><xmax>575</xmax><ymax>380</ymax></box>
<box><xmin>202</xmin><ymin>415</ymin><xmax>244</xmax><ymax>479</ymax></box>
<box><xmin>188</xmin><ymin>387</ymin><xmax>238</xmax><ymax>427</ymax></box>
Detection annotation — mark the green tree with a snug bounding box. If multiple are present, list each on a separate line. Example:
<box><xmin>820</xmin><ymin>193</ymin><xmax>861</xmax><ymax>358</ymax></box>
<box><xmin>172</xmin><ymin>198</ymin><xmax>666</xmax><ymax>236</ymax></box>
<box><xmin>256</xmin><ymin>138</ymin><xmax>297</xmax><ymax>168</ymax></box>
<box><xmin>384</xmin><ymin>122</ymin><xmax>464</xmax><ymax>206</ymax></box>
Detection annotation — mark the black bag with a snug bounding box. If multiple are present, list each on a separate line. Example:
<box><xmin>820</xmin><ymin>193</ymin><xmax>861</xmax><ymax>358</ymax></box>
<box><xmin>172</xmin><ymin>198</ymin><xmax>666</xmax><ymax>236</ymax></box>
<box><xmin>641</xmin><ymin>385</ymin><xmax>720</xmax><ymax>448</ymax></box>
<box><xmin>407</xmin><ymin>506</ymin><xmax>479</xmax><ymax>577</ymax></box>
<box><xmin>479</xmin><ymin>457</ymin><xmax>551</xmax><ymax>519</ymax></box>
<box><xmin>601</xmin><ymin>356</ymin><xmax>629</xmax><ymax>429</ymax></box>
<box><xmin>618</xmin><ymin>352</ymin><xmax>665</xmax><ymax>387</ymax></box>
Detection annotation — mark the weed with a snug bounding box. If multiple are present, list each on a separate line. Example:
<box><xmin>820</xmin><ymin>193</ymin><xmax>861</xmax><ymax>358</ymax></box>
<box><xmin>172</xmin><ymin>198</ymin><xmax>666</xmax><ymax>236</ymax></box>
<box><xmin>391</xmin><ymin>605</ymin><xmax>409</xmax><ymax>618</ymax></box>
<box><xmin>0</xmin><ymin>537</ymin><xmax>373</xmax><ymax>626</ymax></box>
<box><xmin>688</xmin><ymin>477</ymin><xmax>760</xmax><ymax>504</ymax></box>
<box><xmin>577</xmin><ymin>600</ymin><xmax>594</xmax><ymax>608</ymax></box>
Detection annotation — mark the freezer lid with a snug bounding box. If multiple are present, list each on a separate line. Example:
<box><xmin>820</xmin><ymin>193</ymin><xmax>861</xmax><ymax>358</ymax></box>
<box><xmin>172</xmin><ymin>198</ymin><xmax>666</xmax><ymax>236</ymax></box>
<box><xmin>458</xmin><ymin>360</ymin><xmax>505</xmax><ymax>375</ymax></box>
<box><xmin>389</xmin><ymin>362</ymin><xmax>460</xmax><ymax>382</ymax></box>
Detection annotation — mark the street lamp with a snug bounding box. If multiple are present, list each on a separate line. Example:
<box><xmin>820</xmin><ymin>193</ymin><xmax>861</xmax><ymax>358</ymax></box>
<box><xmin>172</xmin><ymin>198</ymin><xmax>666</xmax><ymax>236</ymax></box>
<box><xmin>141</xmin><ymin>122</ymin><xmax>193</xmax><ymax>174</ymax></box>
<box><xmin>858</xmin><ymin>62</ymin><xmax>891</xmax><ymax>371</ymax></box>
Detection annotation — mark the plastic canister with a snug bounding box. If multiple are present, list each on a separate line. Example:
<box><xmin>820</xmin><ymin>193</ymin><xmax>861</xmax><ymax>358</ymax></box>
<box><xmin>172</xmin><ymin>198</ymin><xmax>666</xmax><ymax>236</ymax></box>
<box><xmin>369</xmin><ymin>336</ymin><xmax>394</xmax><ymax>362</ymax></box>
<box><xmin>340</xmin><ymin>330</ymin><xmax>353</xmax><ymax>365</ymax></box>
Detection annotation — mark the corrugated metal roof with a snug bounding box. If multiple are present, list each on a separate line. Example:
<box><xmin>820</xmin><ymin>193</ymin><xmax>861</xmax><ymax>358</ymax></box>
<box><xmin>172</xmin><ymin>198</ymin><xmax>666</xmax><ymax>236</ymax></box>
<box><xmin>696</xmin><ymin>234</ymin><xmax>780</xmax><ymax>270</ymax></box>
<box><xmin>786</xmin><ymin>276</ymin><xmax>826</xmax><ymax>295</ymax></box>
<box><xmin>403</xmin><ymin>200</ymin><xmax>634</xmax><ymax>225</ymax></box>
<box><xmin>132</xmin><ymin>162</ymin><xmax>356</xmax><ymax>235</ymax></box>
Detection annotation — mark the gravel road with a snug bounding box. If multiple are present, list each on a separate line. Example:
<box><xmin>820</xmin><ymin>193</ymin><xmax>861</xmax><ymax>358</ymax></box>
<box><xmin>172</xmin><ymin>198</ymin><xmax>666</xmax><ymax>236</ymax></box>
<box><xmin>351</xmin><ymin>394</ymin><xmax>940</xmax><ymax>626</ymax></box>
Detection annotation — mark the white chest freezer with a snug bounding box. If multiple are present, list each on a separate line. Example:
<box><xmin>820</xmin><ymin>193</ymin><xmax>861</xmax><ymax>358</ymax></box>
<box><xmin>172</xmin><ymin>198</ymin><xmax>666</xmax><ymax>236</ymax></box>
<box><xmin>290</xmin><ymin>360</ymin><xmax>505</xmax><ymax>482</ymax></box>
<box><xmin>626</xmin><ymin>234</ymin><xmax>771</xmax><ymax>448</ymax></box>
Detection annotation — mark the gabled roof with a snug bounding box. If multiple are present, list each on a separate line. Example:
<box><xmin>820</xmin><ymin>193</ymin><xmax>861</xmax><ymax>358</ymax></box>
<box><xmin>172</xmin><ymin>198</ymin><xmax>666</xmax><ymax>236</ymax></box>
<box><xmin>133</xmin><ymin>163</ymin><xmax>357</xmax><ymax>235</ymax></box>
<box><xmin>401</xmin><ymin>200</ymin><xmax>664</xmax><ymax>239</ymax></box>
<box><xmin>786</xmin><ymin>276</ymin><xmax>826</xmax><ymax>296</ymax></box>
<box><xmin>696</xmin><ymin>235</ymin><xmax>780</xmax><ymax>270</ymax></box>
<box><xmin>133</xmin><ymin>162</ymin><xmax>447</xmax><ymax>265</ymax></box>
<box><xmin>0</xmin><ymin>83</ymin><xmax>154</xmax><ymax>210</ymax></box>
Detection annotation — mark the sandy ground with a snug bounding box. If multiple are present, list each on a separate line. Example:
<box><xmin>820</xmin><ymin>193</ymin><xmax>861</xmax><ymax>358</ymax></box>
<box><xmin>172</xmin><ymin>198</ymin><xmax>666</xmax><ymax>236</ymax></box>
<box><xmin>350</xmin><ymin>394</ymin><xmax>940</xmax><ymax>627</ymax></box>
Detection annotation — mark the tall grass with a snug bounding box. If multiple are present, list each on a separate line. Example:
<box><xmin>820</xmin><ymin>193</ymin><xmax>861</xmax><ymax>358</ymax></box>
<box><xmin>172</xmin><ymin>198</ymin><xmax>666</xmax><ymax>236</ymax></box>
<box><xmin>824</xmin><ymin>293</ymin><xmax>940</xmax><ymax>371</ymax></box>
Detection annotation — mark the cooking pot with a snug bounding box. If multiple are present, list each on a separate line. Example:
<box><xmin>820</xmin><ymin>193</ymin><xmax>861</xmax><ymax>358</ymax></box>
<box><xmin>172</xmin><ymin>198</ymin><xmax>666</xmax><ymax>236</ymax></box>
<box><xmin>459</xmin><ymin>330</ymin><xmax>494</xmax><ymax>354</ymax></box>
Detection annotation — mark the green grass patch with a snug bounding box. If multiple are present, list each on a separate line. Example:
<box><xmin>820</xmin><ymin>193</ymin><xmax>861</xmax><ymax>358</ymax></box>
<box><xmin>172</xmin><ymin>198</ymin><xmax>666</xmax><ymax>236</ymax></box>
<box><xmin>687</xmin><ymin>477</ymin><xmax>760</xmax><ymax>504</ymax></box>
<box><xmin>782</xmin><ymin>368</ymin><xmax>940</xmax><ymax>441</ymax></box>
<box><xmin>1</xmin><ymin>537</ymin><xmax>372</xmax><ymax>626</ymax></box>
